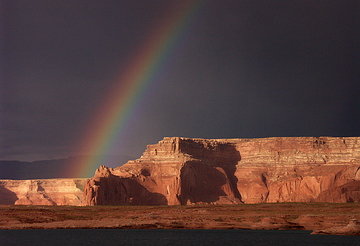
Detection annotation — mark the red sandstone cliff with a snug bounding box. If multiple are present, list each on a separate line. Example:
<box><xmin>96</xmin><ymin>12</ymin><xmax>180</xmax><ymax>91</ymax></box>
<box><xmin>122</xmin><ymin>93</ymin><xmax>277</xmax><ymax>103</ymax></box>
<box><xmin>83</xmin><ymin>137</ymin><xmax>360</xmax><ymax>205</ymax></box>
<box><xmin>0</xmin><ymin>179</ymin><xmax>86</xmax><ymax>205</ymax></box>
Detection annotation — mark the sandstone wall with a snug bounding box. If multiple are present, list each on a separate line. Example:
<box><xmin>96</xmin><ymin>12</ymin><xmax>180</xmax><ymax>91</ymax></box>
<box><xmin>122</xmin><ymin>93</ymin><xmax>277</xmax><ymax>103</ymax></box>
<box><xmin>2</xmin><ymin>137</ymin><xmax>358</xmax><ymax>206</ymax></box>
<box><xmin>83</xmin><ymin>137</ymin><xmax>360</xmax><ymax>205</ymax></box>
<box><xmin>0</xmin><ymin>179</ymin><xmax>86</xmax><ymax>205</ymax></box>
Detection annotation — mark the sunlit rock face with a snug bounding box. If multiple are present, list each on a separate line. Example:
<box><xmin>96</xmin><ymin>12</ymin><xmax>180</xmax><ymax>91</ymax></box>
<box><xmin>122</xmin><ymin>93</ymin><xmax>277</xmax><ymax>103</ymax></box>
<box><xmin>0</xmin><ymin>179</ymin><xmax>86</xmax><ymax>205</ymax></box>
<box><xmin>2</xmin><ymin>137</ymin><xmax>358</xmax><ymax>206</ymax></box>
<box><xmin>83</xmin><ymin>137</ymin><xmax>360</xmax><ymax>205</ymax></box>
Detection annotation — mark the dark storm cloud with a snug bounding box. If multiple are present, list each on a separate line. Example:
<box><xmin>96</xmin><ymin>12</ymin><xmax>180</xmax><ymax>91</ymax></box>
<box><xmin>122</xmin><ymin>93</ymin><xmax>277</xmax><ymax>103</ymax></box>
<box><xmin>146</xmin><ymin>0</ymin><xmax>360</xmax><ymax>137</ymax></box>
<box><xmin>1</xmin><ymin>0</ymin><xmax>359</xmax><ymax>162</ymax></box>
<box><xmin>1</xmin><ymin>0</ymin><xmax>168</xmax><ymax>160</ymax></box>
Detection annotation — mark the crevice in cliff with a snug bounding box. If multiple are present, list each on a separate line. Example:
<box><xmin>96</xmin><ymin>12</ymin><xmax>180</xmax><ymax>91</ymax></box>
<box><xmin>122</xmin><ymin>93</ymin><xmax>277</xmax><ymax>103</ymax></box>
<box><xmin>355</xmin><ymin>167</ymin><xmax>360</xmax><ymax>180</ymax></box>
<box><xmin>221</xmin><ymin>161</ymin><xmax>242</xmax><ymax>201</ymax></box>
<box><xmin>37</xmin><ymin>183</ymin><xmax>57</xmax><ymax>205</ymax></box>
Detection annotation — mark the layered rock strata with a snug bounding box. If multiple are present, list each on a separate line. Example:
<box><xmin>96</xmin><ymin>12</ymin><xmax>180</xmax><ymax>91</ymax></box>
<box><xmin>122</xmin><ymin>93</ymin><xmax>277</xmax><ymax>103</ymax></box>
<box><xmin>0</xmin><ymin>179</ymin><xmax>86</xmax><ymax>205</ymax></box>
<box><xmin>83</xmin><ymin>137</ymin><xmax>360</xmax><ymax>205</ymax></box>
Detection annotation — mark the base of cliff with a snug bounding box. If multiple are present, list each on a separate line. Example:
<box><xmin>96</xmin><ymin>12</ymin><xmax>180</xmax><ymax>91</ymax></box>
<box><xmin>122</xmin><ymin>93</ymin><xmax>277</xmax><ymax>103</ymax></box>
<box><xmin>0</xmin><ymin>203</ymin><xmax>359</xmax><ymax>236</ymax></box>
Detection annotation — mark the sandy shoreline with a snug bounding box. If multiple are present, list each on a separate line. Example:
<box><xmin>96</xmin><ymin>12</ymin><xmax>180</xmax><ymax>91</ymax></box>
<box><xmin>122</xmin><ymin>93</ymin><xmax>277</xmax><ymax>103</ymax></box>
<box><xmin>0</xmin><ymin>203</ymin><xmax>359</xmax><ymax>235</ymax></box>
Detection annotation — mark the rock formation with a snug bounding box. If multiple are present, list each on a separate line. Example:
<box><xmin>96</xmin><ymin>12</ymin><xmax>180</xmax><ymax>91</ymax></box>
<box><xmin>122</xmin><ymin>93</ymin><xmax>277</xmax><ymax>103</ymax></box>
<box><xmin>0</xmin><ymin>179</ymin><xmax>86</xmax><ymax>205</ymax></box>
<box><xmin>83</xmin><ymin>136</ymin><xmax>360</xmax><ymax>205</ymax></box>
<box><xmin>312</xmin><ymin>219</ymin><xmax>360</xmax><ymax>236</ymax></box>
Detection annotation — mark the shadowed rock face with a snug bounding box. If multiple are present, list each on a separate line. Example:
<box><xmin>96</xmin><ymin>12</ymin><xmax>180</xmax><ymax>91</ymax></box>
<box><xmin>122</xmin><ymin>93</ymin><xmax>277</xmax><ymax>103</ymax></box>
<box><xmin>83</xmin><ymin>167</ymin><xmax>167</xmax><ymax>206</ymax></box>
<box><xmin>83</xmin><ymin>136</ymin><xmax>360</xmax><ymax>205</ymax></box>
<box><xmin>0</xmin><ymin>186</ymin><xmax>18</xmax><ymax>205</ymax></box>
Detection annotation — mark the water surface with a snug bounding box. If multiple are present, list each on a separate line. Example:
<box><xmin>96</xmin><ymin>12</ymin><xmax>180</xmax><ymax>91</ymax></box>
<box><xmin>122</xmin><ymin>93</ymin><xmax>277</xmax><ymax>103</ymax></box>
<box><xmin>1</xmin><ymin>229</ymin><xmax>358</xmax><ymax>246</ymax></box>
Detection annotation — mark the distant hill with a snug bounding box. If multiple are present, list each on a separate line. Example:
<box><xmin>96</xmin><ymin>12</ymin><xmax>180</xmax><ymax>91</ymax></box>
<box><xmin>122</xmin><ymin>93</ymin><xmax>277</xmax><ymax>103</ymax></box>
<box><xmin>0</xmin><ymin>155</ymin><xmax>132</xmax><ymax>179</ymax></box>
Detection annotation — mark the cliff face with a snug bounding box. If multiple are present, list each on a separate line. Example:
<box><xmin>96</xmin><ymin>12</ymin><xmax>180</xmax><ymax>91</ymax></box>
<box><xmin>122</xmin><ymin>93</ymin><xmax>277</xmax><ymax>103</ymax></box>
<box><xmin>84</xmin><ymin>137</ymin><xmax>242</xmax><ymax>206</ymax></box>
<box><xmin>83</xmin><ymin>137</ymin><xmax>360</xmax><ymax>205</ymax></box>
<box><xmin>0</xmin><ymin>179</ymin><xmax>86</xmax><ymax>205</ymax></box>
<box><xmin>2</xmin><ymin>137</ymin><xmax>358</xmax><ymax>206</ymax></box>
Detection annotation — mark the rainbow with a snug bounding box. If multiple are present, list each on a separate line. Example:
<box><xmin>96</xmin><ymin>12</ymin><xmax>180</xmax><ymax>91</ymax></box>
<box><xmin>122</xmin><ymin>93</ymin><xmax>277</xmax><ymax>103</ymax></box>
<box><xmin>68</xmin><ymin>0</ymin><xmax>202</xmax><ymax>178</ymax></box>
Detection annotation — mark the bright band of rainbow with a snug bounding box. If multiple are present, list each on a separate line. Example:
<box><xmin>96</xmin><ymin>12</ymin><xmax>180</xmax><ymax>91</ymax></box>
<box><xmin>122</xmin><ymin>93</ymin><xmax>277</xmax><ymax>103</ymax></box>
<box><xmin>67</xmin><ymin>0</ymin><xmax>202</xmax><ymax>178</ymax></box>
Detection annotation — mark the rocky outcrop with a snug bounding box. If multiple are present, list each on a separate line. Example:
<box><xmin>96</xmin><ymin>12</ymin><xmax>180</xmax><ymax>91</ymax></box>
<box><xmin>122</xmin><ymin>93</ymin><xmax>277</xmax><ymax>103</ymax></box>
<box><xmin>0</xmin><ymin>179</ymin><xmax>86</xmax><ymax>205</ymax></box>
<box><xmin>312</xmin><ymin>219</ymin><xmax>360</xmax><ymax>236</ymax></box>
<box><xmin>83</xmin><ymin>136</ymin><xmax>360</xmax><ymax>205</ymax></box>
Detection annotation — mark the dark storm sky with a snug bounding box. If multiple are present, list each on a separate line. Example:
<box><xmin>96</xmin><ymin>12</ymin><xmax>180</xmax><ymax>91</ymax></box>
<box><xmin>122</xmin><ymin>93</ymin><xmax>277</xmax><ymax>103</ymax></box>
<box><xmin>1</xmin><ymin>0</ymin><xmax>360</xmax><ymax>162</ymax></box>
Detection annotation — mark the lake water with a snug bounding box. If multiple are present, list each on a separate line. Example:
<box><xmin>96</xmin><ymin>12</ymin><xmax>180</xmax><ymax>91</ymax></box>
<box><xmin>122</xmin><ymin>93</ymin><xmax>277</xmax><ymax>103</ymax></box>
<box><xmin>0</xmin><ymin>229</ymin><xmax>358</xmax><ymax>246</ymax></box>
